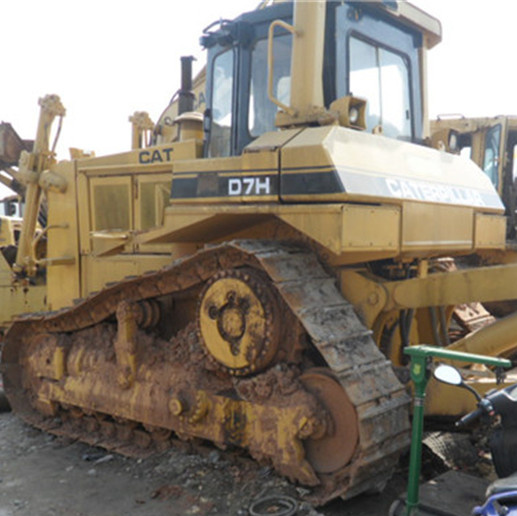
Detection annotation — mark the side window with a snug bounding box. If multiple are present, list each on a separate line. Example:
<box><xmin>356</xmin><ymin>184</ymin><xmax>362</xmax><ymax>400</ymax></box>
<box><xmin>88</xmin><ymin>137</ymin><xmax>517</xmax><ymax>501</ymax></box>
<box><xmin>349</xmin><ymin>36</ymin><xmax>412</xmax><ymax>139</ymax></box>
<box><xmin>248</xmin><ymin>34</ymin><xmax>292</xmax><ymax>137</ymax></box>
<box><xmin>139</xmin><ymin>181</ymin><xmax>170</xmax><ymax>230</ymax></box>
<box><xmin>458</xmin><ymin>133</ymin><xmax>472</xmax><ymax>160</ymax></box>
<box><xmin>209</xmin><ymin>49</ymin><xmax>234</xmax><ymax>158</ymax></box>
<box><xmin>483</xmin><ymin>124</ymin><xmax>502</xmax><ymax>189</ymax></box>
<box><xmin>460</xmin><ymin>146</ymin><xmax>472</xmax><ymax>160</ymax></box>
<box><xmin>91</xmin><ymin>180</ymin><xmax>132</xmax><ymax>232</ymax></box>
<box><xmin>510</xmin><ymin>138</ymin><xmax>517</xmax><ymax>183</ymax></box>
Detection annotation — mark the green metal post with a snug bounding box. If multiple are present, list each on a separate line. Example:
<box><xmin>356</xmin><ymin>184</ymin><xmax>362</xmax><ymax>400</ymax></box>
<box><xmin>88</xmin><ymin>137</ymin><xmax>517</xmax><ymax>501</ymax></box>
<box><xmin>402</xmin><ymin>345</ymin><xmax>511</xmax><ymax>516</ymax></box>
<box><xmin>405</xmin><ymin>354</ymin><xmax>430</xmax><ymax>516</ymax></box>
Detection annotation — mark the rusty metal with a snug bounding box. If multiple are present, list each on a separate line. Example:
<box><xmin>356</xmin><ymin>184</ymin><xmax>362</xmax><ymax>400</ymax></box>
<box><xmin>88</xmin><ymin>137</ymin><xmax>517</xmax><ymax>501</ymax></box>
<box><xmin>432</xmin><ymin>258</ymin><xmax>496</xmax><ymax>336</ymax></box>
<box><xmin>1</xmin><ymin>241</ymin><xmax>410</xmax><ymax>504</ymax></box>
<box><xmin>300</xmin><ymin>369</ymin><xmax>358</xmax><ymax>474</ymax></box>
<box><xmin>0</xmin><ymin>123</ymin><xmax>33</xmax><ymax>168</ymax></box>
<box><xmin>453</xmin><ymin>303</ymin><xmax>495</xmax><ymax>334</ymax></box>
<box><xmin>114</xmin><ymin>301</ymin><xmax>139</xmax><ymax>388</ymax></box>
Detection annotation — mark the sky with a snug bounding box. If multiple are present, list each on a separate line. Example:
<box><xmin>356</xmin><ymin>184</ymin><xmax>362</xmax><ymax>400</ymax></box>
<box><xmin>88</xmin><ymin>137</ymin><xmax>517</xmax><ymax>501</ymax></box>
<box><xmin>1</xmin><ymin>0</ymin><xmax>516</xmax><ymax>197</ymax></box>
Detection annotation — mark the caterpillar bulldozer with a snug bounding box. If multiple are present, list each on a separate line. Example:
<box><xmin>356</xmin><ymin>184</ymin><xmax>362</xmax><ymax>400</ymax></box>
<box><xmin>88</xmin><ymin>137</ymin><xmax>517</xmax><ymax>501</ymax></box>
<box><xmin>4</xmin><ymin>0</ymin><xmax>517</xmax><ymax>505</ymax></box>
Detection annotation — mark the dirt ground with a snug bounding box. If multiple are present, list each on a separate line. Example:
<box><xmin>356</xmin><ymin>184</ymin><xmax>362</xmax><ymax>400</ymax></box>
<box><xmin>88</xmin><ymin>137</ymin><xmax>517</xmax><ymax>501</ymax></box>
<box><xmin>0</xmin><ymin>410</ymin><xmax>411</xmax><ymax>516</ymax></box>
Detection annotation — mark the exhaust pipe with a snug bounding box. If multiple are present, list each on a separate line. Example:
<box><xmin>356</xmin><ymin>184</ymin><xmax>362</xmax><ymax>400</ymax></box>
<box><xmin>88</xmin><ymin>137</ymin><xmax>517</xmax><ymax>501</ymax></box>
<box><xmin>178</xmin><ymin>56</ymin><xmax>195</xmax><ymax>115</ymax></box>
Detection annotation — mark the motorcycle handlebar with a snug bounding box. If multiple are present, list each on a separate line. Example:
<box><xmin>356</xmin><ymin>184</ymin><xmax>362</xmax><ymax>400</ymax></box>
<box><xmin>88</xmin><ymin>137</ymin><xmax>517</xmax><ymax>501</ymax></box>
<box><xmin>455</xmin><ymin>407</ymin><xmax>484</xmax><ymax>428</ymax></box>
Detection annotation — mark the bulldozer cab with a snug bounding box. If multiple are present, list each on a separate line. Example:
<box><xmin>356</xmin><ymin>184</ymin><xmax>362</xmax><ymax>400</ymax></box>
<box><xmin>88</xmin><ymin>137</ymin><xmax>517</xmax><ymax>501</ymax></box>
<box><xmin>202</xmin><ymin>1</ymin><xmax>440</xmax><ymax>158</ymax></box>
<box><xmin>431</xmin><ymin>116</ymin><xmax>517</xmax><ymax>238</ymax></box>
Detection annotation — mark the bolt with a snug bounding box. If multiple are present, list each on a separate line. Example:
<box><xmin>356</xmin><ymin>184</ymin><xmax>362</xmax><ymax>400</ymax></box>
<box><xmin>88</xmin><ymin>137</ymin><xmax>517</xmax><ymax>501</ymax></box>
<box><xmin>367</xmin><ymin>291</ymin><xmax>380</xmax><ymax>305</ymax></box>
<box><xmin>299</xmin><ymin>416</ymin><xmax>326</xmax><ymax>440</ymax></box>
<box><xmin>169</xmin><ymin>398</ymin><xmax>184</xmax><ymax>416</ymax></box>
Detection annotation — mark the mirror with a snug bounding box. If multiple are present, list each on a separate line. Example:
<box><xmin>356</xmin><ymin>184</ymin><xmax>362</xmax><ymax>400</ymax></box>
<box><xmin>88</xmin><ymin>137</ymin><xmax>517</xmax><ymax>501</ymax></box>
<box><xmin>433</xmin><ymin>364</ymin><xmax>463</xmax><ymax>386</ymax></box>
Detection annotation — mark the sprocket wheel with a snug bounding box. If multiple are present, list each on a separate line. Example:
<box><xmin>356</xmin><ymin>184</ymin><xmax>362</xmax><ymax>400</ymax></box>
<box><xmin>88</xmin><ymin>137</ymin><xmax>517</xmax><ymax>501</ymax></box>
<box><xmin>198</xmin><ymin>268</ymin><xmax>280</xmax><ymax>376</ymax></box>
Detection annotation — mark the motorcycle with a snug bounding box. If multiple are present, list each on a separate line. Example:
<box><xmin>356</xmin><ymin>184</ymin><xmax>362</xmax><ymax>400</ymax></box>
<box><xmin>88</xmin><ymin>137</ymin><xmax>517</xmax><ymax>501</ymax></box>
<box><xmin>434</xmin><ymin>363</ymin><xmax>517</xmax><ymax>516</ymax></box>
<box><xmin>389</xmin><ymin>345</ymin><xmax>515</xmax><ymax>516</ymax></box>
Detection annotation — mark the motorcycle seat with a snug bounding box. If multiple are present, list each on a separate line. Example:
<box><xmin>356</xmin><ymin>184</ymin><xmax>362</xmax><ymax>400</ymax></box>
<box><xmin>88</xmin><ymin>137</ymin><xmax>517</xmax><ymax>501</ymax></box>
<box><xmin>486</xmin><ymin>472</ymin><xmax>517</xmax><ymax>497</ymax></box>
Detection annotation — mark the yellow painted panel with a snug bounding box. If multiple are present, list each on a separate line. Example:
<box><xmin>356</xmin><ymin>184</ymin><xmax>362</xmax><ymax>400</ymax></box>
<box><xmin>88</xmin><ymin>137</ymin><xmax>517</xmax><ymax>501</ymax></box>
<box><xmin>0</xmin><ymin>252</ymin><xmax>47</xmax><ymax>327</ymax></box>
<box><xmin>46</xmin><ymin>161</ymin><xmax>81</xmax><ymax>311</ymax></box>
<box><xmin>81</xmin><ymin>255</ymin><xmax>173</xmax><ymax>297</ymax></box>
<box><xmin>172</xmin><ymin>151</ymin><xmax>279</xmax><ymax>204</ymax></box>
<box><xmin>89</xmin><ymin>176</ymin><xmax>133</xmax><ymax>232</ymax></box>
<box><xmin>0</xmin><ymin>284</ymin><xmax>46</xmax><ymax>328</ymax></box>
<box><xmin>77</xmin><ymin>173</ymin><xmax>91</xmax><ymax>254</ymax></box>
<box><xmin>475</xmin><ymin>213</ymin><xmax>506</xmax><ymax>249</ymax></box>
<box><xmin>425</xmin><ymin>375</ymin><xmax>517</xmax><ymax>416</ymax></box>
<box><xmin>244</xmin><ymin>128</ymin><xmax>303</xmax><ymax>152</ymax></box>
<box><xmin>342</xmin><ymin>205</ymin><xmax>399</xmax><ymax>251</ymax></box>
<box><xmin>401</xmin><ymin>202</ymin><xmax>474</xmax><ymax>254</ymax></box>
<box><xmin>88</xmin><ymin>176</ymin><xmax>133</xmax><ymax>258</ymax></box>
<box><xmin>279</xmin><ymin>206</ymin><xmax>343</xmax><ymax>254</ymax></box>
<box><xmin>174</xmin><ymin>156</ymin><xmax>241</xmax><ymax>174</ymax></box>
<box><xmin>76</xmin><ymin>140</ymin><xmax>200</xmax><ymax>173</ymax></box>
<box><xmin>280</xmin><ymin>125</ymin><xmax>504</xmax><ymax>213</ymax></box>
<box><xmin>0</xmin><ymin>253</ymin><xmax>11</xmax><ymax>285</ymax></box>
<box><xmin>137</xmin><ymin>175</ymin><xmax>171</xmax><ymax>231</ymax></box>
<box><xmin>0</xmin><ymin>217</ymin><xmax>22</xmax><ymax>246</ymax></box>
<box><xmin>174</xmin><ymin>151</ymin><xmax>278</xmax><ymax>175</ymax></box>
<box><xmin>144</xmin><ymin>203</ymin><xmax>402</xmax><ymax>263</ymax></box>
<box><xmin>136</xmin><ymin>173</ymin><xmax>173</xmax><ymax>254</ymax></box>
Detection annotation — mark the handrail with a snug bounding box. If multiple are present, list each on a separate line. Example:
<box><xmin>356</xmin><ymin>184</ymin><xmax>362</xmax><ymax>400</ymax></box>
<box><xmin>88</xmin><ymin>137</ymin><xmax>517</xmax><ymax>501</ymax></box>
<box><xmin>267</xmin><ymin>20</ymin><xmax>298</xmax><ymax>116</ymax></box>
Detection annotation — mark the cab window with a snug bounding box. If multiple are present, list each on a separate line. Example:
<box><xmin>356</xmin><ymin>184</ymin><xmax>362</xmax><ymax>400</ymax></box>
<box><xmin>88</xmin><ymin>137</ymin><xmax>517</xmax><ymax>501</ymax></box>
<box><xmin>248</xmin><ymin>34</ymin><xmax>292</xmax><ymax>137</ymax></box>
<box><xmin>349</xmin><ymin>35</ymin><xmax>411</xmax><ymax>139</ymax></box>
<box><xmin>209</xmin><ymin>49</ymin><xmax>234</xmax><ymax>158</ymax></box>
<box><xmin>483</xmin><ymin>124</ymin><xmax>501</xmax><ymax>188</ymax></box>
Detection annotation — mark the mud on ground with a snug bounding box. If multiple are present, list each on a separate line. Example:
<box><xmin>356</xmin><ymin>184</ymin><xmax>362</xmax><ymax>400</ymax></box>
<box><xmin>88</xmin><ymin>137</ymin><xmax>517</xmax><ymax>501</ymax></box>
<box><xmin>0</xmin><ymin>411</ymin><xmax>416</xmax><ymax>516</ymax></box>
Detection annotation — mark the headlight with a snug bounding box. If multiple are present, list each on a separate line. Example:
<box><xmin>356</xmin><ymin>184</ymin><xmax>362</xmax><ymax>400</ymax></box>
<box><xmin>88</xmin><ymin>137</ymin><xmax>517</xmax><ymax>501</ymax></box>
<box><xmin>448</xmin><ymin>131</ymin><xmax>459</xmax><ymax>152</ymax></box>
<box><xmin>329</xmin><ymin>95</ymin><xmax>367</xmax><ymax>130</ymax></box>
<box><xmin>349</xmin><ymin>107</ymin><xmax>359</xmax><ymax>125</ymax></box>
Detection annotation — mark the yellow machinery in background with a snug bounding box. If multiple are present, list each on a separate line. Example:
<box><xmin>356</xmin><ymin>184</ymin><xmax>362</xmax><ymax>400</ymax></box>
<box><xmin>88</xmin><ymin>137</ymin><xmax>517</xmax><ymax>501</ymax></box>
<box><xmin>0</xmin><ymin>123</ymin><xmax>42</xmax><ymax>315</ymax></box>
<box><xmin>432</xmin><ymin>116</ymin><xmax>517</xmax><ymax>241</ymax></box>
<box><xmin>0</xmin><ymin>123</ymin><xmax>31</xmax><ymax>241</ymax></box>
<box><xmin>4</xmin><ymin>0</ymin><xmax>517</xmax><ymax>505</ymax></box>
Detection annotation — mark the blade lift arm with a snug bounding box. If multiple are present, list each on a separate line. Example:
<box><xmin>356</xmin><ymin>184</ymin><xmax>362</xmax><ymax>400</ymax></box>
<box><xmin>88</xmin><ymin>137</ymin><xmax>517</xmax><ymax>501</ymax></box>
<box><xmin>13</xmin><ymin>94</ymin><xmax>66</xmax><ymax>278</ymax></box>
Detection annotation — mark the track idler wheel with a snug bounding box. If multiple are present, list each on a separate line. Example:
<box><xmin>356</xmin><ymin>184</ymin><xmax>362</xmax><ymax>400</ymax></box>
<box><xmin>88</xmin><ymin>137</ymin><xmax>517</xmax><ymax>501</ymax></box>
<box><xmin>300</xmin><ymin>369</ymin><xmax>359</xmax><ymax>474</ymax></box>
<box><xmin>198</xmin><ymin>268</ymin><xmax>280</xmax><ymax>376</ymax></box>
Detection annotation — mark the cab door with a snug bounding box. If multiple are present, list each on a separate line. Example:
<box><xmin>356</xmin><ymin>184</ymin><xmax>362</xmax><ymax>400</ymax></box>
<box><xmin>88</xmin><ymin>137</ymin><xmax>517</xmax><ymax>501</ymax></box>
<box><xmin>335</xmin><ymin>2</ymin><xmax>424</xmax><ymax>142</ymax></box>
<box><xmin>479</xmin><ymin>119</ymin><xmax>508</xmax><ymax>195</ymax></box>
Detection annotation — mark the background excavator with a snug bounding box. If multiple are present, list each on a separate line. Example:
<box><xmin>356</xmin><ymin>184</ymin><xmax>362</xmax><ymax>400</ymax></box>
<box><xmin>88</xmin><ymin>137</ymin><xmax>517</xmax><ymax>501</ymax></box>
<box><xmin>3</xmin><ymin>0</ymin><xmax>517</xmax><ymax>506</ymax></box>
<box><xmin>0</xmin><ymin>123</ymin><xmax>32</xmax><ymax>248</ymax></box>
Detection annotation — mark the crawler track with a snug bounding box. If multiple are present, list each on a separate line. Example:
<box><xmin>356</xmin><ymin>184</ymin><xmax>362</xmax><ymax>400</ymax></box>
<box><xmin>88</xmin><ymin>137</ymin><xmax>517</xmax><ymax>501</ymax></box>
<box><xmin>1</xmin><ymin>240</ymin><xmax>410</xmax><ymax>504</ymax></box>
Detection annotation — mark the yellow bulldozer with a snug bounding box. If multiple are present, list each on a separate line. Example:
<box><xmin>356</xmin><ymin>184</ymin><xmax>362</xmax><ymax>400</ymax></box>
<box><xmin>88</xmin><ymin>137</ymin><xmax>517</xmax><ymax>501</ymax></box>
<box><xmin>431</xmin><ymin>116</ymin><xmax>517</xmax><ymax>241</ymax></box>
<box><xmin>3</xmin><ymin>0</ymin><xmax>517</xmax><ymax>505</ymax></box>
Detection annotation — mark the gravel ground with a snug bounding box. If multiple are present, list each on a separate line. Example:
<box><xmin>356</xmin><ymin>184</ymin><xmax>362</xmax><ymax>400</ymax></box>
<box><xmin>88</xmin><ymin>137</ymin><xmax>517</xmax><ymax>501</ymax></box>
<box><xmin>0</xmin><ymin>411</ymin><xmax>412</xmax><ymax>516</ymax></box>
